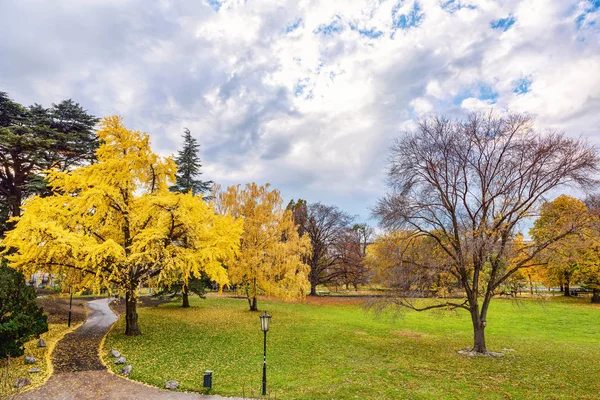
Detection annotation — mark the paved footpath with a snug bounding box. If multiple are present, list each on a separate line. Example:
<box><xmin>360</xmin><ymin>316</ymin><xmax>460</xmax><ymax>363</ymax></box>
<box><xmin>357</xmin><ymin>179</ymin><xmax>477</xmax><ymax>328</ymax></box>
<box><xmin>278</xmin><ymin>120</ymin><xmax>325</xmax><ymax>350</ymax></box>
<box><xmin>14</xmin><ymin>299</ymin><xmax>243</xmax><ymax>400</ymax></box>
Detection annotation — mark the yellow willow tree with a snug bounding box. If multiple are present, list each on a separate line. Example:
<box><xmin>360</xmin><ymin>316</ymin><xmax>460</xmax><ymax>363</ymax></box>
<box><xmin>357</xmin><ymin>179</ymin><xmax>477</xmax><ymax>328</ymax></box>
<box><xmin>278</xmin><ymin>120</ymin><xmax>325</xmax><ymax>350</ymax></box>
<box><xmin>213</xmin><ymin>183</ymin><xmax>311</xmax><ymax>311</ymax></box>
<box><xmin>1</xmin><ymin>116</ymin><xmax>243</xmax><ymax>336</ymax></box>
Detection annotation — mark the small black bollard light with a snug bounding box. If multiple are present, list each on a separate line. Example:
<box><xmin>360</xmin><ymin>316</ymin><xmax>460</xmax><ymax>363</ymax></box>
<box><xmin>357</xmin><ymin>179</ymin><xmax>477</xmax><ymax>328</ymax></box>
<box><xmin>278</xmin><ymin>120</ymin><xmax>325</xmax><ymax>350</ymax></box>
<box><xmin>203</xmin><ymin>370</ymin><xmax>213</xmax><ymax>389</ymax></box>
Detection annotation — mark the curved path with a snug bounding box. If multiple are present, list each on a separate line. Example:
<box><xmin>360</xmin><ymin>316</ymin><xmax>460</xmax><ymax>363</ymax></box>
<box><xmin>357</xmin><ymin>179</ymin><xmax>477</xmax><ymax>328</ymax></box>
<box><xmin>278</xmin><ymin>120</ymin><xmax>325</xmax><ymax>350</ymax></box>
<box><xmin>15</xmin><ymin>299</ymin><xmax>240</xmax><ymax>400</ymax></box>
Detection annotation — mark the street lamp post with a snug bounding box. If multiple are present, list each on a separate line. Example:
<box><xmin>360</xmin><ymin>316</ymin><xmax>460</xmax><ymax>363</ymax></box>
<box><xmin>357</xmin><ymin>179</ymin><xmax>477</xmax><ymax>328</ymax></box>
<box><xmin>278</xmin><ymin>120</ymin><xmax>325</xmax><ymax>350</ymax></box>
<box><xmin>260</xmin><ymin>311</ymin><xmax>271</xmax><ymax>396</ymax></box>
<box><xmin>68</xmin><ymin>286</ymin><xmax>73</xmax><ymax>327</ymax></box>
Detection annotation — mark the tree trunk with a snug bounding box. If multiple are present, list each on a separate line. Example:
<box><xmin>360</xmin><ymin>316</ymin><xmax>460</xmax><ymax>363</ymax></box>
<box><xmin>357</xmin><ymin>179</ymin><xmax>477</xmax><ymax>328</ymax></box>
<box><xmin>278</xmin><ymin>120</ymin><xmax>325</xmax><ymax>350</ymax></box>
<box><xmin>6</xmin><ymin>193</ymin><xmax>21</xmax><ymax>231</ymax></box>
<box><xmin>182</xmin><ymin>284</ymin><xmax>190</xmax><ymax>308</ymax></box>
<box><xmin>591</xmin><ymin>288</ymin><xmax>600</xmax><ymax>304</ymax></box>
<box><xmin>472</xmin><ymin>322</ymin><xmax>486</xmax><ymax>353</ymax></box>
<box><xmin>309</xmin><ymin>284</ymin><xmax>317</xmax><ymax>296</ymax></box>
<box><xmin>248</xmin><ymin>295</ymin><xmax>258</xmax><ymax>311</ymax></box>
<box><xmin>469</xmin><ymin>303</ymin><xmax>487</xmax><ymax>353</ymax></box>
<box><xmin>563</xmin><ymin>281</ymin><xmax>571</xmax><ymax>297</ymax></box>
<box><xmin>125</xmin><ymin>291</ymin><xmax>141</xmax><ymax>336</ymax></box>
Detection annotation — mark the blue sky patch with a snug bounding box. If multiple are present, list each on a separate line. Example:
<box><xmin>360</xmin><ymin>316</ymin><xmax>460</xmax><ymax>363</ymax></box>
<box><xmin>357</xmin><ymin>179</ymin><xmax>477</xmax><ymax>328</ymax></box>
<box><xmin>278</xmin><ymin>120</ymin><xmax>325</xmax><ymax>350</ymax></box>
<box><xmin>349</xmin><ymin>22</ymin><xmax>384</xmax><ymax>39</ymax></box>
<box><xmin>314</xmin><ymin>15</ymin><xmax>344</xmax><ymax>35</ymax></box>
<box><xmin>575</xmin><ymin>0</ymin><xmax>600</xmax><ymax>28</ymax></box>
<box><xmin>441</xmin><ymin>0</ymin><xmax>477</xmax><ymax>13</ymax></box>
<box><xmin>477</xmin><ymin>83</ymin><xmax>499</xmax><ymax>102</ymax></box>
<box><xmin>513</xmin><ymin>77</ymin><xmax>532</xmax><ymax>95</ymax></box>
<box><xmin>491</xmin><ymin>14</ymin><xmax>516</xmax><ymax>31</ymax></box>
<box><xmin>294</xmin><ymin>78</ymin><xmax>310</xmax><ymax>97</ymax></box>
<box><xmin>453</xmin><ymin>82</ymin><xmax>499</xmax><ymax>105</ymax></box>
<box><xmin>206</xmin><ymin>0</ymin><xmax>223</xmax><ymax>12</ymax></box>
<box><xmin>392</xmin><ymin>1</ymin><xmax>424</xmax><ymax>31</ymax></box>
<box><xmin>294</xmin><ymin>83</ymin><xmax>305</xmax><ymax>97</ymax></box>
<box><xmin>286</xmin><ymin>18</ymin><xmax>303</xmax><ymax>33</ymax></box>
<box><xmin>294</xmin><ymin>81</ymin><xmax>313</xmax><ymax>100</ymax></box>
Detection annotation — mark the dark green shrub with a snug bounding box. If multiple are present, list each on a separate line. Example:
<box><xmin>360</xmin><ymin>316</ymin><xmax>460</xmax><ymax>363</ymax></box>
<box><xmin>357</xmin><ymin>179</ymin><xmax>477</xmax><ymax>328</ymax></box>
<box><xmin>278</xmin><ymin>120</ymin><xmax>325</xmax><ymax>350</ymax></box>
<box><xmin>0</xmin><ymin>261</ymin><xmax>48</xmax><ymax>357</ymax></box>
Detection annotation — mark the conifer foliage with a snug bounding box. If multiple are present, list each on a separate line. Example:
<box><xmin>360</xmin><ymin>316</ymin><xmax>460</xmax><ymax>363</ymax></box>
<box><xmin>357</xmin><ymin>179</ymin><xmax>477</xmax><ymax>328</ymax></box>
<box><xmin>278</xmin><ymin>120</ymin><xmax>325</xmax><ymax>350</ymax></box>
<box><xmin>0</xmin><ymin>92</ymin><xmax>98</xmax><ymax>236</ymax></box>
<box><xmin>170</xmin><ymin>128</ymin><xmax>212</xmax><ymax>196</ymax></box>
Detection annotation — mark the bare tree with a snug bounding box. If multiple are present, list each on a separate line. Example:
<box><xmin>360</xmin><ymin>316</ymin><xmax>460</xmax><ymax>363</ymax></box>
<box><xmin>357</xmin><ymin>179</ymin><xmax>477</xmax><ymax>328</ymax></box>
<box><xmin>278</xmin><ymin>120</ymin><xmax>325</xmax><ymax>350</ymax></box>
<box><xmin>302</xmin><ymin>203</ymin><xmax>355</xmax><ymax>295</ymax></box>
<box><xmin>334</xmin><ymin>224</ymin><xmax>374</xmax><ymax>290</ymax></box>
<box><xmin>373</xmin><ymin>112</ymin><xmax>599</xmax><ymax>354</ymax></box>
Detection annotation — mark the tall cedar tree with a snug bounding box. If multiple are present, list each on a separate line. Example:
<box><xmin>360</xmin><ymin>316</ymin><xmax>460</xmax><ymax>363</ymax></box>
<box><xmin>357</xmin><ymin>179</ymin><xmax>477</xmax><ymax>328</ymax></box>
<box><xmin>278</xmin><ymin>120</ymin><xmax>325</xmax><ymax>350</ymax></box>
<box><xmin>169</xmin><ymin>128</ymin><xmax>214</xmax><ymax>307</ymax></box>
<box><xmin>0</xmin><ymin>92</ymin><xmax>98</xmax><ymax>236</ymax></box>
<box><xmin>374</xmin><ymin>112</ymin><xmax>599</xmax><ymax>354</ymax></box>
<box><xmin>2</xmin><ymin>117</ymin><xmax>242</xmax><ymax>336</ymax></box>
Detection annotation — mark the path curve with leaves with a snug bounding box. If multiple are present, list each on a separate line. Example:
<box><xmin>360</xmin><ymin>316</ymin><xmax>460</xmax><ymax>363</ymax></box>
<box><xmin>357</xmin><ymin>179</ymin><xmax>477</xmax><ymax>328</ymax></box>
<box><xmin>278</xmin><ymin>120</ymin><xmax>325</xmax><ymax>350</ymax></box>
<box><xmin>13</xmin><ymin>298</ymin><xmax>239</xmax><ymax>400</ymax></box>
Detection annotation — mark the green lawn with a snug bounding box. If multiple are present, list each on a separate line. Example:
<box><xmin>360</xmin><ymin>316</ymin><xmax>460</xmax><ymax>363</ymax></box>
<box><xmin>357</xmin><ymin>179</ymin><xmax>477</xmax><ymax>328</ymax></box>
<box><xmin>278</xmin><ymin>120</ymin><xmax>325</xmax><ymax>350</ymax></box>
<box><xmin>103</xmin><ymin>295</ymin><xmax>600</xmax><ymax>399</ymax></box>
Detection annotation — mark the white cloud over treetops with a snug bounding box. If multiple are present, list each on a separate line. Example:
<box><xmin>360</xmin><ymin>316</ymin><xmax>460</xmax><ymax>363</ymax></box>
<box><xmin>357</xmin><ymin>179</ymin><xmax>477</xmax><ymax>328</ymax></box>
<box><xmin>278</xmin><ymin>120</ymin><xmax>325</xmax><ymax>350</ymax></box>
<box><xmin>1</xmin><ymin>0</ymin><xmax>599</xmax><ymax>223</ymax></box>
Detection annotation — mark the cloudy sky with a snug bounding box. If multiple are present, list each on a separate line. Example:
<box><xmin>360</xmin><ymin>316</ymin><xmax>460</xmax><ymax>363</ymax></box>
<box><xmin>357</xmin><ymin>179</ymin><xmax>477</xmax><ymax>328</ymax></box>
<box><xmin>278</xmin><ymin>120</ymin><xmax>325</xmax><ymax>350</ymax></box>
<box><xmin>1</xmin><ymin>0</ymin><xmax>599</xmax><ymax>223</ymax></box>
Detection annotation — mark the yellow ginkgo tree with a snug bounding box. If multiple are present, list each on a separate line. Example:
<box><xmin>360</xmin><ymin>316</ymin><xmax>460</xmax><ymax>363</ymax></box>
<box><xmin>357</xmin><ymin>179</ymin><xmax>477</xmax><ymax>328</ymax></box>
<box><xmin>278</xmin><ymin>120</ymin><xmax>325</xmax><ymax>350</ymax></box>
<box><xmin>213</xmin><ymin>183</ymin><xmax>311</xmax><ymax>311</ymax></box>
<box><xmin>1</xmin><ymin>116</ymin><xmax>243</xmax><ymax>336</ymax></box>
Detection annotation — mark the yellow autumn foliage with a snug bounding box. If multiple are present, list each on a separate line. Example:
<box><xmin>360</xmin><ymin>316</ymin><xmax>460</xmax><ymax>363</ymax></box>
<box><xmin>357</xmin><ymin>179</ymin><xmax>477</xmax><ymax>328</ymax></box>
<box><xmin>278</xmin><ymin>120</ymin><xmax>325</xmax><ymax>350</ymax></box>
<box><xmin>365</xmin><ymin>230</ymin><xmax>456</xmax><ymax>297</ymax></box>
<box><xmin>1</xmin><ymin>116</ymin><xmax>243</xmax><ymax>334</ymax></box>
<box><xmin>213</xmin><ymin>183</ymin><xmax>311</xmax><ymax>310</ymax></box>
<box><xmin>530</xmin><ymin>195</ymin><xmax>593</xmax><ymax>291</ymax></box>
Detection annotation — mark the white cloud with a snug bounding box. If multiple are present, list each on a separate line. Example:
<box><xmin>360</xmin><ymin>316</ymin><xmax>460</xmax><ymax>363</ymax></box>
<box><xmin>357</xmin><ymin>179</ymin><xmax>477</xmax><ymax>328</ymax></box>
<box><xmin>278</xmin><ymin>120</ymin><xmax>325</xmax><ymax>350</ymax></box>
<box><xmin>1</xmin><ymin>0</ymin><xmax>599</xmax><ymax>222</ymax></box>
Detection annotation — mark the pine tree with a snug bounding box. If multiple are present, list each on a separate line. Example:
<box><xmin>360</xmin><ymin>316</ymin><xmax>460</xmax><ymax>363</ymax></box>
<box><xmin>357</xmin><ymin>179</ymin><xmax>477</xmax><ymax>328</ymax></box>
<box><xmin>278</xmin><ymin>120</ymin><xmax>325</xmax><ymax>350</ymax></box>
<box><xmin>171</xmin><ymin>128</ymin><xmax>212</xmax><ymax>196</ymax></box>
<box><xmin>169</xmin><ymin>128</ymin><xmax>214</xmax><ymax>307</ymax></box>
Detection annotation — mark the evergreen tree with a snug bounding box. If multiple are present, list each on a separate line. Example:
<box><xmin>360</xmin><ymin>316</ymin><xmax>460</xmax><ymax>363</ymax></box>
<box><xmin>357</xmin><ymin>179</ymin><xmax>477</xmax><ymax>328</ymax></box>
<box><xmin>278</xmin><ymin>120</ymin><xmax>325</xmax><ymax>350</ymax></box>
<box><xmin>169</xmin><ymin>128</ymin><xmax>214</xmax><ymax>307</ymax></box>
<box><xmin>0</xmin><ymin>261</ymin><xmax>48</xmax><ymax>357</ymax></box>
<box><xmin>0</xmin><ymin>92</ymin><xmax>98</xmax><ymax>237</ymax></box>
<box><xmin>170</xmin><ymin>128</ymin><xmax>213</xmax><ymax>196</ymax></box>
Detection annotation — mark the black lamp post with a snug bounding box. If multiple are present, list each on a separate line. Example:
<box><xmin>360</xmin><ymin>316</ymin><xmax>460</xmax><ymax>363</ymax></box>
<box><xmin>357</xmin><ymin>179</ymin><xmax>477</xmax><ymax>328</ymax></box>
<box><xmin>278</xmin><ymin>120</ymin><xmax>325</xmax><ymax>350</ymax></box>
<box><xmin>260</xmin><ymin>311</ymin><xmax>271</xmax><ymax>396</ymax></box>
<box><xmin>68</xmin><ymin>286</ymin><xmax>73</xmax><ymax>327</ymax></box>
